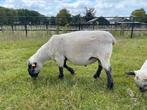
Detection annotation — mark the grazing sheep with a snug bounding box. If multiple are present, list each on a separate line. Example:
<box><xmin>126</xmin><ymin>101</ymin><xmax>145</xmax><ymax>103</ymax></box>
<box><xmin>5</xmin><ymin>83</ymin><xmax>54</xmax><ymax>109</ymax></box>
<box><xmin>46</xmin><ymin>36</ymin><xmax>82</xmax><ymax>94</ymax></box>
<box><xmin>126</xmin><ymin>60</ymin><xmax>147</xmax><ymax>92</ymax></box>
<box><xmin>28</xmin><ymin>31</ymin><xmax>116</xmax><ymax>89</ymax></box>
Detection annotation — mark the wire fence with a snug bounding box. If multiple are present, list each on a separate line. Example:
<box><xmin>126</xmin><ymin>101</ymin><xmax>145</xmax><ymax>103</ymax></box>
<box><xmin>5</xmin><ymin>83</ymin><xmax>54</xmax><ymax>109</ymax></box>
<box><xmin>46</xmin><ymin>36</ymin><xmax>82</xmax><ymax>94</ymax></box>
<box><xmin>0</xmin><ymin>16</ymin><xmax>147</xmax><ymax>38</ymax></box>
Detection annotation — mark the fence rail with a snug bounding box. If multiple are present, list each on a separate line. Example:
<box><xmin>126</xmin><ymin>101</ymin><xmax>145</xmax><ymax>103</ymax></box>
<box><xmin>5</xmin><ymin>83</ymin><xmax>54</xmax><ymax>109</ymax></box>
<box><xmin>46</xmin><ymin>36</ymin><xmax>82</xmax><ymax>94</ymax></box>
<box><xmin>0</xmin><ymin>16</ymin><xmax>147</xmax><ymax>38</ymax></box>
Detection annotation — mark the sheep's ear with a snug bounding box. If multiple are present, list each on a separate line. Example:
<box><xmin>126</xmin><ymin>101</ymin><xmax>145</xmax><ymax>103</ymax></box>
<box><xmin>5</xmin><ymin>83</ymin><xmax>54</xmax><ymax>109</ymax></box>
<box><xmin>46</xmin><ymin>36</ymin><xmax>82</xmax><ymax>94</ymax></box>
<box><xmin>125</xmin><ymin>71</ymin><xmax>135</xmax><ymax>76</ymax></box>
<box><xmin>34</xmin><ymin>62</ymin><xmax>37</xmax><ymax>65</ymax></box>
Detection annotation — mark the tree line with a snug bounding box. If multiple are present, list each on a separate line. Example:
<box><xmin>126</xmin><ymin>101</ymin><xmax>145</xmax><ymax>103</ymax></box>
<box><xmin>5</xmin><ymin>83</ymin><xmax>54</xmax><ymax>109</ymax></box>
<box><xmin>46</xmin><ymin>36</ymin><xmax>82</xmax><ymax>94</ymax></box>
<box><xmin>0</xmin><ymin>6</ymin><xmax>47</xmax><ymax>25</ymax></box>
<box><xmin>0</xmin><ymin>6</ymin><xmax>147</xmax><ymax>26</ymax></box>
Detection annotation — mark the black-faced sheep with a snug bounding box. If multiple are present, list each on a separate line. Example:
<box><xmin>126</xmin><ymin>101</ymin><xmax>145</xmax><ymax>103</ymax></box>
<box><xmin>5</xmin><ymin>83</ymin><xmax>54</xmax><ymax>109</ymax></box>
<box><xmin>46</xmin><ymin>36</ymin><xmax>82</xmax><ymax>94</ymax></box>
<box><xmin>28</xmin><ymin>31</ymin><xmax>116</xmax><ymax>89</ymax></box>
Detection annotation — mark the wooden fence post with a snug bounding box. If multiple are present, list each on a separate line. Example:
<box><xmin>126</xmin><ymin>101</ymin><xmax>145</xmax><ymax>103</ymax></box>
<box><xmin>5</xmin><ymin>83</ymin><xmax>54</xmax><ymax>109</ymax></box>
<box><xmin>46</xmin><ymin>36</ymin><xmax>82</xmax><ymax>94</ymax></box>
<box><xmin>11</xmin><ymin>24</ymin><xmax>14</xmax><ymax>32</ymax></box>
<box><xmin>130</xmin><ymin>16</ymin><xmax>134</xmax><ymax>38</ymax></box>
<box><xmin>46</xmin><ymin>24</ymin><xmax>48</xmax><ymax>34</ymax></box>
<box><xmin>78</xmin><ymin>23</ymin><xmax>81</xmax><ymax>30</ymax></box>
<box><xmin>24</xmin><ymin>24</ymin><xmax>27</xmax><ymax>37</ymax></box>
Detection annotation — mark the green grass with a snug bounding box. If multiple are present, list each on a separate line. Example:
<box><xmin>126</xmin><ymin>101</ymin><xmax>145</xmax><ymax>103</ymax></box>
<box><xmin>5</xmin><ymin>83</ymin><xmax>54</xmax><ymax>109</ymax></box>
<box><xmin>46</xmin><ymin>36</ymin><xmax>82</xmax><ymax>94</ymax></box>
<box><xmin>0</xmin><ymin>31</ymin><xmax>147</xmax><ymax>110</ymax></box>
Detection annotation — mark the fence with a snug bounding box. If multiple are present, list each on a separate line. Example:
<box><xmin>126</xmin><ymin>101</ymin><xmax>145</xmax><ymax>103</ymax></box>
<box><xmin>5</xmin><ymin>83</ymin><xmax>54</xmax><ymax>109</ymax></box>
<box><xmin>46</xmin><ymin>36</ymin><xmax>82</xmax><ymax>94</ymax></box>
<box><xmin>0</xmin><ymin>16</ymin><xmax>147</xmax><ymax>38</ymax></box>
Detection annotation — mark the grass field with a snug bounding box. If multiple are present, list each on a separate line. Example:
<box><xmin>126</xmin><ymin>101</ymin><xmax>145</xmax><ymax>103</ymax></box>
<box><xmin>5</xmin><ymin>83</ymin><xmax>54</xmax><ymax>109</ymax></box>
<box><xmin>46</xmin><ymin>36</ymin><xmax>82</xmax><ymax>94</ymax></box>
<box><xmin>0</xmin><ymin>31</ymin><xmax>147</xmax><ymax>110</ymax></box>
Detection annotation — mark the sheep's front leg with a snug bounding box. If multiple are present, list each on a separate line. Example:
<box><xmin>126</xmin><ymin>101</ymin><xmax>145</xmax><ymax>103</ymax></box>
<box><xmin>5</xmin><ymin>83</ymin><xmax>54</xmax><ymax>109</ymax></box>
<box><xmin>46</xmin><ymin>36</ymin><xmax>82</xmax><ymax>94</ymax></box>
<box><xmin>55</xmin><ymin>56</ymin><xmax>65</xmax><ymax>79</ymax></box>
<box><xmin>59</xmin><ymin>67</ymin><xmax>64</xmax><ymax>79</ymax></box>
<box><xmin>64</xmin><ymin>57</ymin><xmax>75</xmax><ymax>75</ymax></box>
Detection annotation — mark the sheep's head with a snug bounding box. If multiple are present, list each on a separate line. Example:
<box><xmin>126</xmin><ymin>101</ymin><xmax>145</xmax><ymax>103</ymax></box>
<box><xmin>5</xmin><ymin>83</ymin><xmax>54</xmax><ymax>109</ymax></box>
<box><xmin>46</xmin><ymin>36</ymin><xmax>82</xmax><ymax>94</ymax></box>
<box><xmin>126</xmin><ymin>71</ymin><xmax>147</xmax><ymax>92</ymax></box>
<box><xmin>134</xmin><ymin>71</ymin><xmax>147</xmax><ymax>92</ymax></box>
<box><xmin>27</xmin><ymin>61</ymin><xmax>42</xmax><ymax>79</ymax></box>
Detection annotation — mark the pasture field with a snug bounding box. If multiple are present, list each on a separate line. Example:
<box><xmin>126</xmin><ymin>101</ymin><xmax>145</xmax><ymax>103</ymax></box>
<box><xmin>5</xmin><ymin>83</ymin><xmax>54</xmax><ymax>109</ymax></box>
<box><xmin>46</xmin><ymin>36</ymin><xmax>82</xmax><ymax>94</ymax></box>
<box><xmin>0</xmin><ymin>31</ymin><xmax>147</xmax><ymax>110</ymax></box>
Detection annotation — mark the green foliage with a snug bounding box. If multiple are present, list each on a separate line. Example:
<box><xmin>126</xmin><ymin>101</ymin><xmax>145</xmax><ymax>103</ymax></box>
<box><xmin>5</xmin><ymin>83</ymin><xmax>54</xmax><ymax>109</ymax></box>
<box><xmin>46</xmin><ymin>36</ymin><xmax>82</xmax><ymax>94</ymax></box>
<box><xmin>56</xmin><ymin>8</ymin><xmax>71</xmax><ymax>26</ymax></box>
<box><xmin>131</xmin><ymin>8</ymin><xmax>147</xmax><ymax>23</ymax></box>
<box><xmin>17</xmin><ymin>9</ymin><xmax>46</xmax><ymax>25</ymax></box>
<box><xmin>0</xmin><ymin>7</ymin><xmax>17</xmax><ymax>25</ymax></box>
<box><xmin>1</xmin><ymin>32</ymin><xmax>147</xmax><ymax>109</ymax></box>
<box><xmin>0</xmin><ymin>6</ymin><xmax>47</xmax><ymax>25</ymax></box>
<box><xmin>63</xmin><ymin>24</ymin><xmax>69</xmax><ymax>33</ymax></box>
<box><xmin>55</xmin><ymin>25</ymin><xmax>60</xmax><ymax>34</ymax></box>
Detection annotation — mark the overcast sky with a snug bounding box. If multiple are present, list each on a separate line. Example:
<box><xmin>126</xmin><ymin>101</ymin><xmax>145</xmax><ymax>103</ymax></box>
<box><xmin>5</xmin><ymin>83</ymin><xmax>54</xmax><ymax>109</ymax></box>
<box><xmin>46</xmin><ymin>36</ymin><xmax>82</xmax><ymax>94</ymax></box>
<box><xmin>0</xmin><ymin>0</ymin><xmax>147</xmax><ymax>17</ymax></box>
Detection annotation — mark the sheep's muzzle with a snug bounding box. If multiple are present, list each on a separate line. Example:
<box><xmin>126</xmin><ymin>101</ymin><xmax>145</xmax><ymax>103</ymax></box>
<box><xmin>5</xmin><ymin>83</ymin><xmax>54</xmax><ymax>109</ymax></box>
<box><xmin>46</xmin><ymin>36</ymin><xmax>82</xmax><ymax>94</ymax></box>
<box><xmin>28</xmin><ymin>71</ymin><xmax>39</xmax><ymax>79</ymax></box>
<box><xmin>28</xmin><ymin>65</ymin><xmax>39</xmax><ymax>79</ymax></box>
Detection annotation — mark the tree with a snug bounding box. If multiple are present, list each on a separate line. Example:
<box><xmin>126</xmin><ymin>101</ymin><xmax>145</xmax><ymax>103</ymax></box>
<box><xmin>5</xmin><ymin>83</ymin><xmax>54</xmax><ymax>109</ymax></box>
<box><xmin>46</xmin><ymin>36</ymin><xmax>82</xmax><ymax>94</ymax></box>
<box><xmin>84</xmin><ymin>7</ymin><xmax>96</xmax><ymax>22</ymax></box>
<box><xmin>131</xmin><ymin>8</ymin><xmax>146</xmax><ymax>22</ymax></box>
<box><xmin>0</xmin><ymin>6</ymin><xmax>47</xmax><ymax>25</ymax></box>
<box><xmin>17</xmin><ymin>9</ymin><xmax>46</xmax><ymax>25</ymax></box>
<box><xmin>56</xmin><ymin>8</ymin><xmax>71</xmax><ymax>26</ymax></box>
<box><xmin>0</xmin><ymin>7</ymin><xmax>17</xmax><ymax>25</ymax></box>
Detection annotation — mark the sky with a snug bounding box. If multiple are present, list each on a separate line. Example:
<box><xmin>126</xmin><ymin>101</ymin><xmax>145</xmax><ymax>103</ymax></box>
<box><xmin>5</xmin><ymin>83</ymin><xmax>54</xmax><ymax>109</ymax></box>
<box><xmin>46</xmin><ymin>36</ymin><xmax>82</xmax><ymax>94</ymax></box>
<box><xmin>0</xmin><ymin>0</ymin><xmax>147</xmax><ymax>17</ymax></box>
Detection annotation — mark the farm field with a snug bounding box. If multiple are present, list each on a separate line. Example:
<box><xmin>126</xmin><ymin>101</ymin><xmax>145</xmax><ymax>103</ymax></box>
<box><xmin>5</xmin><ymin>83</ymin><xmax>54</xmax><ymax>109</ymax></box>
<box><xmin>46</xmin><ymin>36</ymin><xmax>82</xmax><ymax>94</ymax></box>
<box><xmin>0</xmin><ymin>31</ymin><xmax>147</xmax><ymax>110</ymax></box>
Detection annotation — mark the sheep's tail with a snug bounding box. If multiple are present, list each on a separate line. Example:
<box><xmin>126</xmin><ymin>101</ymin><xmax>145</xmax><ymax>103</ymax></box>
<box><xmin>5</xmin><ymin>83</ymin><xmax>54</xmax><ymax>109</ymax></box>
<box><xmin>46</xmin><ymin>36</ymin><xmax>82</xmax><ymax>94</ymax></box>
<box><xmin>108</xmin><ymin>32</ymin><xmax>116</xmax><ymax>45</ymax></box>
<box><xmin>112</xmin><ymin>37</ymin><xmax>116</xmax><ymax>45</ymax></box>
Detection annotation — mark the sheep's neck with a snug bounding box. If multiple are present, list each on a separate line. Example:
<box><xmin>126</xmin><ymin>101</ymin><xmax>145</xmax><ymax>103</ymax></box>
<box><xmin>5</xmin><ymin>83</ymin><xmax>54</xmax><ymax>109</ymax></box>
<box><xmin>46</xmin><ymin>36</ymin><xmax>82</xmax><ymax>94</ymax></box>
<box><xmin>34</xmin><ymin>42</ymin><xmax>51</xmax><ymax>64</ymax></box>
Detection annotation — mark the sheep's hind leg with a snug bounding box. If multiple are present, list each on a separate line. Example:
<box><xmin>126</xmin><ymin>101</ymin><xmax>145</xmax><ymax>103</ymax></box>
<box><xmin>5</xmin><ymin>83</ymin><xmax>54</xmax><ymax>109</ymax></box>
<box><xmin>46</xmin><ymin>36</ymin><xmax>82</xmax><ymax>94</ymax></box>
<box><xmin>93</xmin><ymin>63</ymin><xmax>103</xmax><ymax>79</ymax></box>
<box><xmin>105</xmin><ymin>67</ymin><xmax>113</xmax><ymax>89</ymax></box>
<box><xmin>64</xmin><ymin>57</ymin><xmax>75</xmax><ymax>75</ymax></box>
<box><xmin>100</xmin><ymin>58</ymin><xmax>113</xmax><ymax>89</ymax></box>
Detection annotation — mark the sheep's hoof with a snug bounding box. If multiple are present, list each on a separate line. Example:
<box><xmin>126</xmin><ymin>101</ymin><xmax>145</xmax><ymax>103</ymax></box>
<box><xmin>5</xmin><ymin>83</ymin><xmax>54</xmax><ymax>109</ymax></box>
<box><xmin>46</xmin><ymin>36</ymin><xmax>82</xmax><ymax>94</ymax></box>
<box><xmin>71</xmin><ymin>70</ymin><xmax>75</xmax><ymax>75</ymax></box>
<box><xmin>107</xmin><ymin>82</ymin><xmax>114</xmax><ymax>89</ymax></box>
<box><xmin>69</xmin><ymin>68</ymin><xmax>75</xmax><ymax>75</ymax></box>
<box><xmin>93</xmin><ymin>74</ymin><xmax>98</xmax><ymax>79</ymax></box>
<box><xmin>59</xmin><ymin>75</ymin><xmax>64</xmax><ymax>79</ymax></box>
<box><xmin>140</xmin><ymin>87</ymin><xmax>146</xmax><ymax>92</ymax></box>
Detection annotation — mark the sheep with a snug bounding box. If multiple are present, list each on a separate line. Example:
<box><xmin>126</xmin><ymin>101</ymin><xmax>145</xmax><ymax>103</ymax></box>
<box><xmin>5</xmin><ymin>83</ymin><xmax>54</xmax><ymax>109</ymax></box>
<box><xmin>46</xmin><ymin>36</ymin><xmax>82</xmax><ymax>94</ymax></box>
<box><xmin>126</xmin><ymin>60</ymin><xmax>147</xmax><ymax>92</ymax></box>
<box><xmin>28</xmin><ymin>31</ymin><xmax>116</xmax><ymax>89</ymax></box>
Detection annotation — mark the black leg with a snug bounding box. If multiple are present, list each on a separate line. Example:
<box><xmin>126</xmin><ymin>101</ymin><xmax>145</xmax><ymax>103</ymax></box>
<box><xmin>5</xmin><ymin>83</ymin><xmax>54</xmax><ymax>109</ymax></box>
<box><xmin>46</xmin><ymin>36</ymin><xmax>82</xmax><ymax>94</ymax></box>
<box><xmin>93</xmin><ymin>64</ymin><xmax>103</xmax><ymax>79</ymax></box>
<box><xmin>59</xmin><ymin>67</ymin><xmax>64</xmax><ymax>79</ymax></box>
<box><xmin>64</xmin><ymin>57</ymin><xmax>75</xmax><ymax>75</ymax></box>
<box><xmin>140</xmin><ymin>87</ymin><xmax>146</xmax><ymax>92</ymax></box>
<box><xmin>105</xmin><ymin>67</ymin><xmax>114</xmax><ymax>89</ymax></box>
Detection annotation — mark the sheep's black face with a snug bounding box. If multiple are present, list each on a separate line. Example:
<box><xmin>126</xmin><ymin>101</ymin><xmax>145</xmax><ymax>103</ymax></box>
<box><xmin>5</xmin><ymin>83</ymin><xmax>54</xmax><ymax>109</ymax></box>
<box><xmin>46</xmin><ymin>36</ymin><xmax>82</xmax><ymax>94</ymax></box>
<box><xmin>28</xmin><ymin>62</ymin><xmax>40</xmax><ymax>79</ymax></box>
<box><xmin>139</xmin><ymin>84</ymin><xmax>147</xmax><ymax>92</ymax></box>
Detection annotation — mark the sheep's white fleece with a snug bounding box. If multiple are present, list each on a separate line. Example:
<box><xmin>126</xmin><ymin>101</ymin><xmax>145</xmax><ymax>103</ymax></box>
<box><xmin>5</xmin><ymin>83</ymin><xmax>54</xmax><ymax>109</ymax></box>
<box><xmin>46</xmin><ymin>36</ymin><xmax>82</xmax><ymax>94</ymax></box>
<box><xmin>29</xmin><ymin>31</ymin><xmax>116</xmax><ymax>70</ymax></box>
<box><xmin>134</xmin><ymin>60</ymin><xmax>147</xmax><ymax>88</ymax></box>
